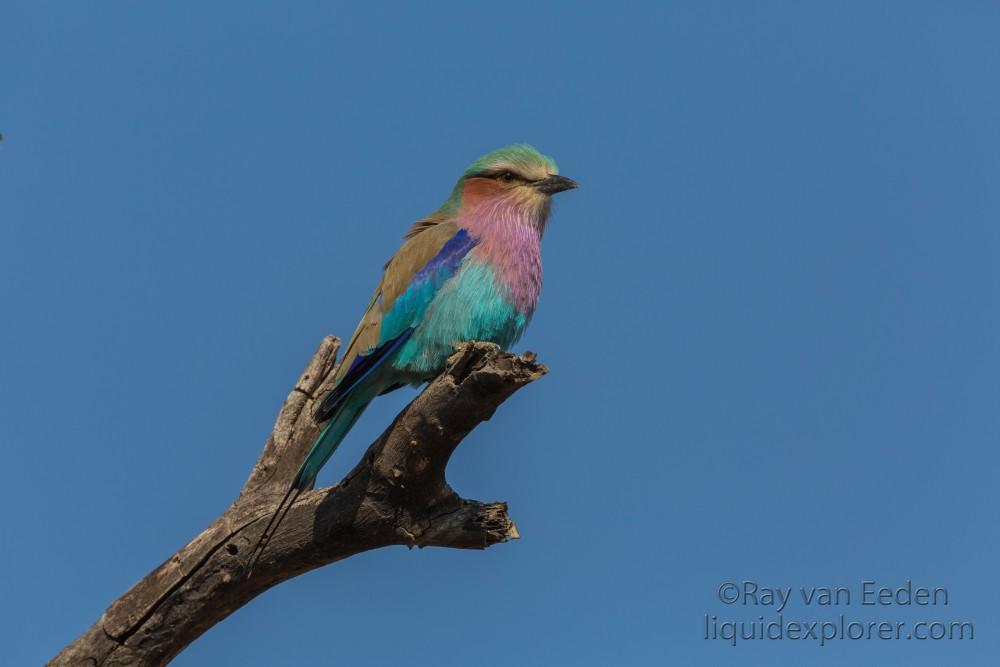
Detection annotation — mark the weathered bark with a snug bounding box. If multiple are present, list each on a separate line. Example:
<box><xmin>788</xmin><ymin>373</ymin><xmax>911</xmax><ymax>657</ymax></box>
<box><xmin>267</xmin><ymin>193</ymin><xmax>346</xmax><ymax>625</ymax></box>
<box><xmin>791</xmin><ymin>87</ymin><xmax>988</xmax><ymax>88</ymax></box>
<box><xmin>49</xmin><ymin>336</ymin><xmax>546</xmax><ymax>666</ymax></box>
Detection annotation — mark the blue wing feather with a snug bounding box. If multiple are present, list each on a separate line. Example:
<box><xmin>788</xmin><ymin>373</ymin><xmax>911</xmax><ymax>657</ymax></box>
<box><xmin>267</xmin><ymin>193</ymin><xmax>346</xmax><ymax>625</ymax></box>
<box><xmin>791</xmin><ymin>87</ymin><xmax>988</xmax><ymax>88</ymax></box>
<box><xmin>314</xmin><ymin>328</ymin><xmax>414</xmax><ymax>420</ymax></box>
<box><xmin>315</xmin><ymin>228</ymin><xmax>477</xmax><ymax>421</ymax></box>
<box><xmin>379</xmin><ymin>229</ymin><xmax>477</xmax><ymax>341</ymax></box>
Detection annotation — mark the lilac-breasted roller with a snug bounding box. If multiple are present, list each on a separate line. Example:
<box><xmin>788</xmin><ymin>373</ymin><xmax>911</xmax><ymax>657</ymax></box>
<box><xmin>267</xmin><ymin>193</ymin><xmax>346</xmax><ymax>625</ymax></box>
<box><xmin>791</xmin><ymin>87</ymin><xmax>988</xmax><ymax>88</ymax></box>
<box><xmin>246</xmin><ymin>144</ymin><xmax>576</xmax><ymax>573</ymax></box>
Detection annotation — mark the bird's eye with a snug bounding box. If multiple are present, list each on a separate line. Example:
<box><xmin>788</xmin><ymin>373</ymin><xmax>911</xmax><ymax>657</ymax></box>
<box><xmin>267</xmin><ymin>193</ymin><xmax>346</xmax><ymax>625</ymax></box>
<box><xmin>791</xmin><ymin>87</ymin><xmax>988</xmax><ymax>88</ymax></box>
<box><xmin>499</xmin><ymin>171</ymin><xmax>515</xmax><ymax>183</ymax></box>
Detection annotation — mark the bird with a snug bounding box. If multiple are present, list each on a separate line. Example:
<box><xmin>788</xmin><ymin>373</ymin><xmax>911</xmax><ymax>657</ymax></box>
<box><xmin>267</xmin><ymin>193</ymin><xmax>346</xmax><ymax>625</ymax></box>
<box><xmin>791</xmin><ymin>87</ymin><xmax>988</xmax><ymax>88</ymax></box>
<box><xmin>245</xmin><ymin>144</ymin><xmax>576</xmax><ymax>575</ymax></box>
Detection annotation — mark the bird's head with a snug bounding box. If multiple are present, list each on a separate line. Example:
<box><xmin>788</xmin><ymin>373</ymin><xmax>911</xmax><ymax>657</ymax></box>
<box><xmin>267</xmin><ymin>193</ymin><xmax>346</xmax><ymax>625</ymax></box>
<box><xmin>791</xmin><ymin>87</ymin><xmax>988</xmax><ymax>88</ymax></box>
<box><xmin>416</xmin><ymin>144</ymin><xmax>576</xmax><ymax>236</ymax></box>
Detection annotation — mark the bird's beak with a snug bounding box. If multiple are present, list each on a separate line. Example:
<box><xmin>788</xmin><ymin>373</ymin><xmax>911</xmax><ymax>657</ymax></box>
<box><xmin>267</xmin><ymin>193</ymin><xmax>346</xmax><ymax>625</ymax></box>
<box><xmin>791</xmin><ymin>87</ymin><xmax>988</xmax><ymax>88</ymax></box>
<box><xmin>533</xmin><ymin>175</ymin><xmax>578</xmax><ymax>195</ymax></box>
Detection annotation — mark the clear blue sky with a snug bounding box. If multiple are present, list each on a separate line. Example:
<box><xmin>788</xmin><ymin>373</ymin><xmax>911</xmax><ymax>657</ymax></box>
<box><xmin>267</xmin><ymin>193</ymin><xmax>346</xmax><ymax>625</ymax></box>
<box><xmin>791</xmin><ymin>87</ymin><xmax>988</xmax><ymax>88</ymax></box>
<box><xmin>3</xmin><ymin>2</ymin><xmax>998</xmax><ymax>665</ymax></box>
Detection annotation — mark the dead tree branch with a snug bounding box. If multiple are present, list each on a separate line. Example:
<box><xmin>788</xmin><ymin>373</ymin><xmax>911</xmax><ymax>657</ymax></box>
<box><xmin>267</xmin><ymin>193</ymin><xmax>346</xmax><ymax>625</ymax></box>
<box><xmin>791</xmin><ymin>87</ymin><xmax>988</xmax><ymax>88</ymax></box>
<box><xmin>49</xmin><ymin>336</ymin><xmax>546</xmax><ymax>666</ymax></box>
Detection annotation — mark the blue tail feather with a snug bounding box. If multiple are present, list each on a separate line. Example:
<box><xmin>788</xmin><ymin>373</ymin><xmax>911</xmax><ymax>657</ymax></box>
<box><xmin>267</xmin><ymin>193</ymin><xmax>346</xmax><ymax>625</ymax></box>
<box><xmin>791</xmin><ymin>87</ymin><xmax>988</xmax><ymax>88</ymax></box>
<box><xmin>292</xmin><ymin>393</ymin><xmax>372</xmax><ymax>490</ymax></box>
<box><xmin>244</xmin><ymin>389</ymin><xmax>374</xmax><ymax>577</ymax></box>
